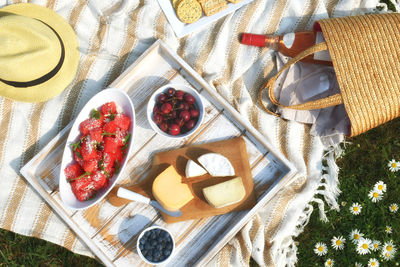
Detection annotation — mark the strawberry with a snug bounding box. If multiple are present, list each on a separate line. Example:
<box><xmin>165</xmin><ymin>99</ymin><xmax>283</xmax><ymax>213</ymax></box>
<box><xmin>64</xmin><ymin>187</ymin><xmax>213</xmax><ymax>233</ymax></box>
<box><xmin>90</xmin><ymin>171</ymin><xmax>106</xmax><ymax>190</ymax></box>
<box><xmin>80</xmin><ymin>118</ymin><xmax>103</xmax><ymax>135</ymax></box>
<box><xmin>113</xmin><ymin>113</ymin><xmax>131</xmax><ymax>131</ymax></box>
<box><xmin>64</xmin><ymin>163</ymin><xmax>84</xmax><ymax>181</ymax></box>
<box><xmin>83</xmin><ymin>158</ymin><xmax>98</xmax><ymax>173</ymax></box>
<box><xmin>103</xmin><ymin>120</ymin><xmax>118</xmax><ymax>134</ymax></box>
<box><xmin>101</xmin><ymin>102</ymin><xmax>117</xmax><ymax>115</ymax></box>
<box><xmin>104</xmin><ymin>137</ymin><xmax>120</xmax><ymax>154</ymax></box>
<box><xmin>89</xmin><ymin>128</ymin><xmax>103</xmax><ymax>143</ymax></box>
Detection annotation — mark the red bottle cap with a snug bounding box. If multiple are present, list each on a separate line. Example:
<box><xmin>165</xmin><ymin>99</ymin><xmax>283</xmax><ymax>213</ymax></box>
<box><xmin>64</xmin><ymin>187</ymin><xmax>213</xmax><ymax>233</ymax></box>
<box><xmin>241</xmin><ymin>33</ymin><xmax>266</xmax><ymax>47</ymax></box>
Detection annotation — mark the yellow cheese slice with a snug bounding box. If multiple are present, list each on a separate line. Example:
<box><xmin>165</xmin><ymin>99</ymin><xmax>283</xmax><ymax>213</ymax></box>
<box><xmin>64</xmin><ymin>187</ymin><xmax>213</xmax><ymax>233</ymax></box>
<box><xmin>202</xmin><ymin>177</ymin><xmax>246</xmax><ymax>208</ymax></box>
<box><xmin>152</xmin><ymin>165</ymin><xmax>194</xmax><ymax>212</ymax></box>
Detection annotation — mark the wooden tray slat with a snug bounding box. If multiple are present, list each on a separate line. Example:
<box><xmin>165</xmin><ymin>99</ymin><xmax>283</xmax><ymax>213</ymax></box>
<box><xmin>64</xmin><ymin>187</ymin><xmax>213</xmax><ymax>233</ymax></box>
<box><xmin>21</xmin><ymin>40</ymin><xmax>297</xmax><ymax>266</ymax></box>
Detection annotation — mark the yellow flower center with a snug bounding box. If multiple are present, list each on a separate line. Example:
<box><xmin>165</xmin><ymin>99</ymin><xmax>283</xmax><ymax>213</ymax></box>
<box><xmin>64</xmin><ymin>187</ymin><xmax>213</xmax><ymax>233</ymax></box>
<box><xmin>318</xmin><ymin>246</ymin><xmax>323</xmax><ymax>251</ymax></box>
<box><xmin>353</xmin><ymin>207</ymin><xmax>359</xmax><ymax>211</ymax></box>
<box><xmin>336</xmin><ymin>240</ymin><xmax>342</xmax><ymax>245</ymax></box>
<box><xmin>374</xmin><ymin>244</ymin><xmax>379</xmax><ymax>249</ymax></box>
<box><xmin>327</xmin><ymin>261</ymin><xmax>332</xmax><ymax>265</ymax></box>
<box><xmin>371</xmin><ymin>262</ymin><xmax>376</xmax><ymax>266</ymax></box>
<box><xmin>373</xmin><ymin>192</ymin><xmax>379</xmax><ymax>198</ymax></box>
<box><xmin>378</xmin><ymin>185</ymin><xmax>383</xmax><ymax>190</ymax></box>
<box><xmin>392</xmin><ymin>162</ymin><xmax>397</xmax><ymax>168</ymax></box>
<box><xmin>387</xmin><ymin>245</ymin><xmax>392</xmax><ymax>251</ymax></box>
<box><xmin>391</xmin><ymin>206</ymin><xmax>397</xmax><ymax>211</ymax></box>
<box><xmin>354</xmin><ymin>234</ymin><xmax>359</xmax><ymax>239</ymax></box>
<box><xmin>385</xmin><ymin>252</ymin><xmax>390</xmax><ymax>257</ymax></box>
<box><xmin>362</xmin><ymin>244</ymin><xmax>368</xmax><ymax>249</ymax></box>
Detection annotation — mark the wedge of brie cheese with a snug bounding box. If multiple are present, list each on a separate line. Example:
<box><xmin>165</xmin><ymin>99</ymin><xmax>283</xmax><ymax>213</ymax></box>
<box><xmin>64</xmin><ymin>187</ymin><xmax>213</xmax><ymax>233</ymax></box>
<box><xmin>202</xmin><ymin>177</ymin><xmax>246</xmax><ymax>208</ymax></box>
<box><xmin>197</xmin><ymin>153</ymin><xmax>235</xmax><ymax>177</ymax></box>
<box><xmin>185</xmin><ymin>159</ymin><xmax>208</xmax><ymax>178</ymax></box>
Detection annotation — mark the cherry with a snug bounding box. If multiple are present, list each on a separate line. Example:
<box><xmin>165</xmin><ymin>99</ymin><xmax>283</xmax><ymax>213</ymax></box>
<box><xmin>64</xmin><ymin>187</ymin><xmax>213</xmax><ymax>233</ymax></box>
<box><xmin>182</xmin><ymin>102</ymin><xmax>190</xmax><ymax>110</ymax></box>
<box><xmin>157</xmin><ymin>93</ymin><xmax>167</xmax><ymax>103</ymax></box>
<box><xmin>185</xmin><ymin>120</ymin><xmax>196</xmax><ymax>130</ymax></box>
<box><xmin>170</xmin><ymin>110</ymin><xmax>177</xmax><ymax>119</ymax></box>
<box><xmin>153</xmin><ymin>105</ymin><xmax>161</xmax><ymax>114</ymax></box>
<box><xmin>180</xmin><ymin>110</ymin><xmax>191</xmax><ymax>122</ymax></box>
<box><xmin>175</xmin><ymin>90</ymin><xmax>184</xmax><ymax>100</ymax></box>
<box><xmin>190</xmin><ymin>109</ymin><xmax>199</xmax><ymax>118</ymax></box>
<box><xmin>167</xmin><ymin>88</ymin><xmax>175</xmax><ymax>97</ymax></box>
<box><xmin>160</xmin><ymin>103</ymin><xmax>172</xmax><ymax>114</ymax></box>
<box><xmin>169</xmin><ymin>124</ymin><xmax>180</xmax><ymax>135</ymax></box>
<box><xmin>184</xmin><ymin>93</ymin><xmax>195</xmax><ymax>105</ymax></box>
<box><xmin>174</xmin><ymin>118</ymin><xmax>184</xmax><ymax>127</ymax></box>
<box><xmin>160</xmin><ymin>122</ymin><xmax>168</xmax><ymax>132</ymax></box>
<box><xmin>153</xmin><ymin>113</ymin><xmax>163</xmax><ymax>125</ymax></box>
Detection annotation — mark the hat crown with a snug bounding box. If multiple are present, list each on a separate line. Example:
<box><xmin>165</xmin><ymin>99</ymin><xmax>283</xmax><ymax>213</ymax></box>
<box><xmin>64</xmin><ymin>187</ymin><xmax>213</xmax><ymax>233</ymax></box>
<box><xmin>0</xmin><ymin>13</ymin><xmax>62</xmax><ymax>82</ymax></box>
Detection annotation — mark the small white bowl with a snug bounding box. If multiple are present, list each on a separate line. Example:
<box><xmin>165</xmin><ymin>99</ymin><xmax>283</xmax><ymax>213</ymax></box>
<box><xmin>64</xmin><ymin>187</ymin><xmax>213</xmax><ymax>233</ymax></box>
<box><xmin>59</xmin><ymin>88</ymin><xmax>135</xmax><ymax>210</ymax></box>
<box><xmin>137</xmin><ymin>226</ymin><xmax>175</xmax><ymax>265</ymax></box>
<box><xmin>147</xmin><ymin>83</ymin><xmax>204</xmax><ymax>139</ymax></box>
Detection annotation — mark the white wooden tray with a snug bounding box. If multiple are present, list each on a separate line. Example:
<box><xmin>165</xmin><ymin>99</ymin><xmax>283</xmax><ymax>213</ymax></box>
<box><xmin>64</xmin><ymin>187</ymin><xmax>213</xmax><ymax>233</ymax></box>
<box><xmin>21</xmin><ymin>40</ymin><xmax>297</xmax><ymax>266</ymax></box>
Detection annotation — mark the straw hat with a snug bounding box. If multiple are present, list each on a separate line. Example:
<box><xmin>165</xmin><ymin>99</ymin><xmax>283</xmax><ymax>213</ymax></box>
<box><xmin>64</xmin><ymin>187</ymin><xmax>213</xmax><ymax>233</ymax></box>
<box><xmin>0</xmin><ymin>3</ymin><xmax>79</xmax><ymax>102</ymax></box>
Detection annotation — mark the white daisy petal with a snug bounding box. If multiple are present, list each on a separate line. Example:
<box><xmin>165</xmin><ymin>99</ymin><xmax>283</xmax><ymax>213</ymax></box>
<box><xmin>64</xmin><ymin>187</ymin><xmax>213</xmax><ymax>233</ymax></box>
<box><xmin>385</xmin><ymin>226</ymin><xmax>392</xmax><ymax>234</ymax></box>
<box><xmin>314</xmin><ymin>242</ymin><xmax>328</xmax><ymax>256</ymax></box>
<box><xmin>354</xmin><ymin>263</ymin><xmax>362</xmax><ymax>267</ymax></box>
<box><xmin>350</xmin><ymin>203</ymin><xmax>362</xmax><ymax>215</ymax></box>
<box><xmin>388</xmin><ymin>159</ymin><xmax>400</xmax><ymax>172</ymax></box>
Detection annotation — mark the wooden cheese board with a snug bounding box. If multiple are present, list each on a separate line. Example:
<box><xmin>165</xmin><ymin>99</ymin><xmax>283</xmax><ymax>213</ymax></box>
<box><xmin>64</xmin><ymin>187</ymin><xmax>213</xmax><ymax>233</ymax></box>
<box><xmin>20</xmin><ymin>40</ymin><xmax>297</xmax><ymax>266</ymax></box>
<box><xmin>108</xmin><ymin>137</ymin><xmax>257</xmax><ymax>223</ymax></box>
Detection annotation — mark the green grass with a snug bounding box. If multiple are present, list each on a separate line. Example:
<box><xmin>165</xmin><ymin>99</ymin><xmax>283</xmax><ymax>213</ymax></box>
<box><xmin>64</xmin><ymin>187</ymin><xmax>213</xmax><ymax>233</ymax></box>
<box><xmin>0</xmin><ymin>228</ymin><xmax>101</xmax><ymax>266</ymax></box>
<box><xmin>296</xmin><ymin>117</ymin><xmax>400</xmax><ymax>266</ymax></box>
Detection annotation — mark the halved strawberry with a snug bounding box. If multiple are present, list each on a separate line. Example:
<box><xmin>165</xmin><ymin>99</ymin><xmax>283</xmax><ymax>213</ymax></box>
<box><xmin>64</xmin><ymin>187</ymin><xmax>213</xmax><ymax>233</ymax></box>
<box><xmin>83</xmin><ymin>158</ymin><xmax>98</xmax><ymax>173</ymax></box>
<box><xmin>80</xmin><ymin>118</ymin><xmax>103</xmax><ymax>135</ymax></box>
<box><xmin>91</xmin><ymin>171</ymin><xmax>106</xmax><ymax>190</ymax></box>
<box><xmin>101</xmin><ymin>102</ymin><xmax>117</xmax><ymax>115</ymax></box>
<box><xmin>64</xmin><ymin>163</ymin><xmax>84</xmax><ymax>181</ymax></box>
<box><xmin>113</xmin><ymin>113</ymin><xmax>131</xmax><ymax>131</ymax></box>
<box><xmin>89</xmin><ymin>128</ymin><xmax>103</xmax><ymax>143</ymax></box>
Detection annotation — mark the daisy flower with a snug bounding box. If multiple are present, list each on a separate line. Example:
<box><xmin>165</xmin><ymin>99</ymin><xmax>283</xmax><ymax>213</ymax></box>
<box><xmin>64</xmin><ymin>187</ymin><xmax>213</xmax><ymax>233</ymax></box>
<box><xmin>368</xmin><ymin>258</ymin><xmax>379</xmax><ymax>267</ymax></box>
<box><xmin>374</xmin><ymin>181</ymin><xmax>387</xmax><ymax>193</ymax></box>
<box><xmin>354</xmin><ymin>263</ymin><xmax>362</xmax><ymax>267</ymax></box>
<box><xmin>325</xmin><ymin>258</ymin><xmax>334</xmax><ymax>267</ymax></box>
<box><xmin>389</xmin><ymin>203</ymin><xmax>399</xmax><ymax>213</ymax></box>
<box><xmin>368</xmin><ymin>189</ymin><xmax>383</xmax><ymax>203</ymax></box>
<box><xmin>385</xmin><ymin>226</ymin><xmax>392</xmax><ymax>234</ymax></box>
<box><xmin>314</xmin><ymin>242</ymin><xmax>328</xmax><ymax>256</ymax></box>
<box><xmin>349</xmin><ymin>229</ymin><xmax>364</xmax><ymax>244</ymax></box>
<box><xmin>331</xmin><ymin>236</ymin><xmax>345</xmax><ymax>250</ymax></box>
<box><xmin>357</xmin><ymin>238</ymin><xmax>372</xmax><ymax>255</ymax></box>
<box><xmin>382</xmin><ymin>251</ymin><xmax>394</xmax><ymax>261</ymax></box>
<box><xmin>382</xmin><ymin>240</ymin><xmax>397</xmax><ymax>256</ymax></box>
<box><xmin>371</xmin><ymin>240</ymin><xmax>381</xmax><ymax>251</ymax></box>
<box><xmin>350</xmin><ymin>203</ymin><xmax>362</xmax><ymax>215</ymax></box>
<box><xmin>388</xmin><ymin>159</ymin><xmax>400</xmax><ymax>172</ymax></box>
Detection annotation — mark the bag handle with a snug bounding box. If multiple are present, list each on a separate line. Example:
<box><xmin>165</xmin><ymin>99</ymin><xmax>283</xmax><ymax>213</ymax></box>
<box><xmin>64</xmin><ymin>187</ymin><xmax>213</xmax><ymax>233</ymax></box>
<box><xmin>258</xmin><ymin>41</ymin><xmax>343</xmax><ymax>116</ymax></box>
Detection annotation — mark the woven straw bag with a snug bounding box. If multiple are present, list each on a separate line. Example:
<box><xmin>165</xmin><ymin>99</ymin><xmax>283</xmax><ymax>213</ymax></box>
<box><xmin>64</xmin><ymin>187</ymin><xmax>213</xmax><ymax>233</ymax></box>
<box><xmin>259</xmin><ymin>13</ymin><xmax>400</xmax><ymax>137</ymax></box>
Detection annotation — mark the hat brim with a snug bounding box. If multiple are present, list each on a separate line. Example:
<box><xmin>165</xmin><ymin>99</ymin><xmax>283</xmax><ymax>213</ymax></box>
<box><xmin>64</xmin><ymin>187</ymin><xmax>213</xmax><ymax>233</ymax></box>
<box><xmin>0</xmin><ymin>3</ymin><xmax>80</xmax><ymax>102</ymax></box>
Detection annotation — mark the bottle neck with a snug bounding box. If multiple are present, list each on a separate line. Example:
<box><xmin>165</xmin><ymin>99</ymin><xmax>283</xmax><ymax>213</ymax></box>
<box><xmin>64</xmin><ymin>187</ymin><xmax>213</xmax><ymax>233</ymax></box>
<box><xmin>265</xmin><ymin>36</ymin><xmax>280</xmax><ymax>51</ymax></box>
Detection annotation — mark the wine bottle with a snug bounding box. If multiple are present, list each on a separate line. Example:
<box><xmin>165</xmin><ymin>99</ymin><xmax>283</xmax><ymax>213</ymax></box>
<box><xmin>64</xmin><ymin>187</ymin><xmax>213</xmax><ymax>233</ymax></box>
<box><xmin>240</xmin><ymin>31</ymin><xmax>332</xmax><ymax>65</ymax></box>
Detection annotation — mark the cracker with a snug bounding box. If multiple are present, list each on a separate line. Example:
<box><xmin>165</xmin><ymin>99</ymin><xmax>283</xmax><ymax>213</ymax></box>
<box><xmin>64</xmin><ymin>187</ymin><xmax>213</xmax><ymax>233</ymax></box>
<box><xmin>176</xmin><ymin>0</ymin><xmax>202</xmax><ymax>24</ymax></box>
<box><xmin>227</xmin><ymin>0</ymin><xmax>242</xmax><ymax>3</ymax></box>
<box><xmin>198</xmin><ymin>0</ymin><xmax>227</xmax><ymax>16</ymax></box>
<box><xmin>172</xmin><ymin>0</ymin><xmax>180</xmax><ymax>9</ymax></box>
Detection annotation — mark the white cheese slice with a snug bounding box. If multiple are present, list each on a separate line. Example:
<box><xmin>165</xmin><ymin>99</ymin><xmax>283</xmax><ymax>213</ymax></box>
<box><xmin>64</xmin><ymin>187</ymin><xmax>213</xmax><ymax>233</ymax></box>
<box><xmin>202</xmin><ymin>177</ymin><xmax>246</xmax><ymax>208</ymax></box>
<box><xmin>197</xmin><ymin>153</ymin><xmax>235</xmax><ymax>177</ymax></box>
<box><xmin>185</xmin><ymin>159</ymin><xmax>208</xmax><ymax>178</ymax></box>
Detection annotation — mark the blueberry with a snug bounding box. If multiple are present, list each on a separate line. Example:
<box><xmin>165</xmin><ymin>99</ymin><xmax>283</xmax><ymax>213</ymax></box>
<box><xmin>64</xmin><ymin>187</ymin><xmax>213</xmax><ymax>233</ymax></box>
<box><xmin>157</xmin><ymin>244</ymin><xmax>163</xmax><ymax>250</ymax></box>
<box><xmin>144</xmin><ymin>231</ymin><xmax>150</xmax><ymax>238</ymax></box>
<box><xmin>139</xmin><ymin>238</ymin><xmax>146</xmax><ymax>244</ymax></box>
<box><xmin>161</xmin><ymin>231</ymin><xmax>168</xmax><ymax>238</ymax></box>
<box><xmin>139</xmin><ymin>243</ymin><xmax>144</xmax><ymax>250</ymax></box>
<box><xmin>145</xmin><ymin>243</ymin><xmax>151</xmax><ymax>250</ymax></box>
<box><xmin>164</xmin><ymin>249</ymin><xmax>171</xmax><ymax>257</ymax></box>
<box><xmin>166</xmin><ymin>243</ymin><xmax>172</xmax><ymax>251</ymax></box>
<box><xmin>150</xmin><ymin>232</ymin><xmax>157</xmax><ymax>239</ymax></box>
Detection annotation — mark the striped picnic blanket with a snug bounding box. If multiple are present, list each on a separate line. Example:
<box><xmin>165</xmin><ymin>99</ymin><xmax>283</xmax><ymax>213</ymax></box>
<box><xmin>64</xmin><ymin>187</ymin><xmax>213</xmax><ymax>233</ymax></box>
<box><xmin>0</xmin><ymin>0</ymin><xmax>388</xmax><ymax>265</ymax></box>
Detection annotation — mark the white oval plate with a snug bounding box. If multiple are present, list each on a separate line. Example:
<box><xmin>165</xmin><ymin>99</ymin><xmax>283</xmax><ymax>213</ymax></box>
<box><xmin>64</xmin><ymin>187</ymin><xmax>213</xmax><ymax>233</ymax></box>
<box><xmin>59</xmin><ymin>88</ymin><xmax>135</xmax><ymax>210</ymax></box>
